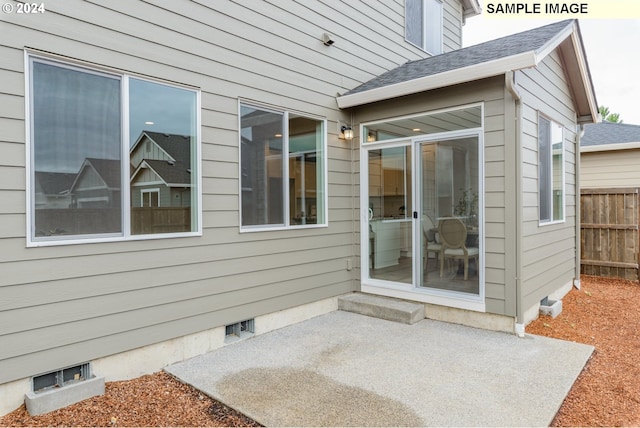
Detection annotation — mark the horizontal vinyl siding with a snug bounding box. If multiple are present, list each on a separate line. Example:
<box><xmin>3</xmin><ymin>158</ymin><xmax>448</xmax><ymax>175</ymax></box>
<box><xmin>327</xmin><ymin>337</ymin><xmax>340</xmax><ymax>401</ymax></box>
<box><xmin>518</xmin><ymin>50</ymin><xmax>578</xmax><ymax>310</ymax></box>
<box><xmin>443</xmin><ymin>0</ymin><xmax>463</xmax><ymax>52</ymax></box>
<box><xmin>581</xmin><ymin>150</ymin><xmax>640</xmax><ymax>188</ymax></box>
<box><xmin>484</xmin><ymin>92</ymin><xmax>510</xmax><ymax>316</ymax></box>
<box><xmin>0</xmin><ymin>0</ymin><xmax>436</xmax><ymax>384</ymax></box>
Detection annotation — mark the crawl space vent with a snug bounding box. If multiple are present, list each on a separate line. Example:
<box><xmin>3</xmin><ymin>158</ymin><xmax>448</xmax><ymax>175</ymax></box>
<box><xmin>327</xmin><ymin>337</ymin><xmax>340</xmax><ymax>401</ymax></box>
<box><xmin>225</xmin><ymin>318</ymin><xmax>255</xmax><ymax>341</ymax></box>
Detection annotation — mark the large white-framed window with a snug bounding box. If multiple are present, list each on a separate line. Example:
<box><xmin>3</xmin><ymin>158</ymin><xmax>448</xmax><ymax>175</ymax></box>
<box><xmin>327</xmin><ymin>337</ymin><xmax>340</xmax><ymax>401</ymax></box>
<box><xmin>405</xmin><ymin>0</ymin><xmax>443</xmax><ymax>55</ymax></box>
<box><xmin>26</xmin><ymin>53</ymin><xmax>201</xmax><ymax>246</ymax></box>
<box><xmin>538</xmin><ymin>114</ymin><xmax>565</xmax><ymax>224</ymax></box>
<box><xmin>239</xmin><ymin>102</ymin><xmax>327</xmax><ymax>230</ymax></box>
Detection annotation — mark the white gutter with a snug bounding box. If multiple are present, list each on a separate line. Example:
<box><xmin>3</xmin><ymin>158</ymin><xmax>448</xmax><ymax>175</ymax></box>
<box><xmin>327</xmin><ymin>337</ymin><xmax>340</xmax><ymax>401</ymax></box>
<box><xmin>506</xmin><ymin>70</ymin><xmax>525</xmax><ymax>338</ymax></box>
<box><xmin>581</xmin><ymin>141</ymin><xmax>640</xmax><ymax>153</ymax></box>
<box><xmin>337</xmin><ymin>51</ymin><xmax>536</xmax><ymax>109</ymax></box>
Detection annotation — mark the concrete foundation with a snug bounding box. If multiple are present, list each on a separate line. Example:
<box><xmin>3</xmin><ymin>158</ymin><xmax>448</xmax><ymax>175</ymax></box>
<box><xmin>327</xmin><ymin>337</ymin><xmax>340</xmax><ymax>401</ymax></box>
<box><xmin>425</xmin><ymin>303</ymin><xmax>515</xmax><ymax>333</ymax></box>
<box><xmin>0</xmin><ymin>296</ymin><xmax>339</xmax><ymax>417</ymax></box>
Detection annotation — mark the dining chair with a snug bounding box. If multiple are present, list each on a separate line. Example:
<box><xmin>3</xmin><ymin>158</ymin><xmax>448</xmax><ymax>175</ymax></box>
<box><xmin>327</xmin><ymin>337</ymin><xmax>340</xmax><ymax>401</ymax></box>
<box><xmin>438</xmin><ymin>217</ymin><xmax>479</xmax><ymax>280</ymax></box>
<box><xmin>422</xmin><ymin>215</ymin><xmax>442</xmax><ymax>272</ymax></box>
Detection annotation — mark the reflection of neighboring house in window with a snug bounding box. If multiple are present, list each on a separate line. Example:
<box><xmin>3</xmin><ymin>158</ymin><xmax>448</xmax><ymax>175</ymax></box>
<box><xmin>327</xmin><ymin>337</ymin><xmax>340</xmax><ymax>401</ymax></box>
<box><xmin>130</xmin><ymin>131</ymin><xmax>192</xmax><ymax>207</ymax></box>
<box><xmin>34</xmin><ymin>171</ymin><xmax>75</xmax><ymax>209</ymax></box>
<box><xmin>69</xmin><ymin>158</ymin><xmax>121</xmax><ymax>208</ymax></box>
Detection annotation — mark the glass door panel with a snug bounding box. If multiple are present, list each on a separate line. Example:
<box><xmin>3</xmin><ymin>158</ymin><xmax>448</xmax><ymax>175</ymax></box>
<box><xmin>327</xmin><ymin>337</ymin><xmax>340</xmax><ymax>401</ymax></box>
<box><xmin>418</xmin><ymin>137</ymin><xmax>480</xmax><ymax>296</ymax></box>
<box><xmin>367</xmin><ymin>146</ymin><xmax>412</xmax><ymax>284</ymax></box>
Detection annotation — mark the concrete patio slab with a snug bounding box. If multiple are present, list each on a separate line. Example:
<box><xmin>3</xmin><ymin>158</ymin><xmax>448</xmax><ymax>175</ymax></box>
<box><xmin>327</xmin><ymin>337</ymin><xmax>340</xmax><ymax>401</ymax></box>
<box><xmin>166</xmin><ymin>311</ymin><xmax>593</xmax><ymax>427</ymax></box>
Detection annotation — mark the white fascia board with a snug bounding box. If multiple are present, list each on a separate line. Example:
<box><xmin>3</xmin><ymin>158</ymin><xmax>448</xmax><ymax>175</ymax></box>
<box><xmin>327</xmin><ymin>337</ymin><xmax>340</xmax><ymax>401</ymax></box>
<box><xmin>533</xmin><ymin>21</ymin><xmax>575</xmax><ymax>64</ymax></box>
<box><xmin>581</xmin><ymin>142</ymin><xmax>640</xmax><ymax>153</ymax></box>
<box><xmin>337</xmin><ymin>51</ymin><xmax>536</xmax><ymax>109</ymax></box>
<box><xmin>535</xmin><ymin>21</ymin><xmax>598</xmax><ymax>123</ymax></box>
<box><xmin>569</xmin><ymin>30</ymin><xmax>599</xmax><ymax>124</ymax></box>
<box><xmin>462</xmin><ymin>0</ymin><xmax>482</xmax><ymax>17</ymax></box>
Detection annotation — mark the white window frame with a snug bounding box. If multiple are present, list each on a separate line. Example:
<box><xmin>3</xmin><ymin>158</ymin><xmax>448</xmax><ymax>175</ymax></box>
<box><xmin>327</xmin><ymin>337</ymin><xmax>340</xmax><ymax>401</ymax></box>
<box><xmin>141</xmin><ymin>188</ymin><xmax>161</xmax><ymax>207</ymax></box>
<box><xmin>405</xmin><ymin>0</ymin><xmax>443</xmax><ymax>55</ymax></box>
<box><xmin>238</xmin><ymin>101</ymin><xmax>328</xmax><ymax>232</ymax></box>
<box><xmin>359</xmin><ymin>103</ymin><xmax>486</xmax><ymax>313</ymax></box>
<box><xmin>25</xmin><ymin>51</ymin><xmax>202</xmax><ymax>247</ymax></box>
<box><xmin>538</xmin><ymin>113</ymin><xmax>565</xmax><ymax>225</ymax></box>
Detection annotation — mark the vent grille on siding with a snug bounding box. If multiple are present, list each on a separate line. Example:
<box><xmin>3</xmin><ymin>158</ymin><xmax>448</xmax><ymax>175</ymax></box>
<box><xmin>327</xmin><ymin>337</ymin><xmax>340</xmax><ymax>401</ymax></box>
<box><xmin>225</xmin><ymin>319</ymin><xmax>255</xmax><ymax>341</ymax></box>
<box><xmin>32</xmin><ymin>363</ymin><xmax>92</xmax><ymax>393</ymax></box>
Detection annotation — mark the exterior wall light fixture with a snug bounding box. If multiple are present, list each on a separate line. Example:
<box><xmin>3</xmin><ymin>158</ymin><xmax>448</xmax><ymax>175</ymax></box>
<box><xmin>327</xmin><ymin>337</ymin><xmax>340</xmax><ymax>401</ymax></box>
<box><xmin>340</xmin><ymin>125</ymin><xmax>354</xmax><ymax>140</ymax></box>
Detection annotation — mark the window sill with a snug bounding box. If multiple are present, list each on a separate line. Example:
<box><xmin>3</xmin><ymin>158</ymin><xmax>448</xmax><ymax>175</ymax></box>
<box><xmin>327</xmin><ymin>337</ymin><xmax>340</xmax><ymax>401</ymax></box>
<box><xmin>538</xmin><ymin>219</ymin><xmax>566</xmax><ymax>227</ymax></box>
<box><xmin>27</xmin><ymin>231</ymin><xmax>203</xmax><ymax>247</ymax></box>
<box><xmin>240</xmin><ymin>223</ymin><xmax>328</xmax><ymax>233</ymax></box>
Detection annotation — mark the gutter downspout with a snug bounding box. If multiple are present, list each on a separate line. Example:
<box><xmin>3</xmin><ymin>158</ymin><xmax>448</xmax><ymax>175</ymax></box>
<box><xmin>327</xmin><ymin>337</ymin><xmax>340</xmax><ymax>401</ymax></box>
<box><xmin>574</xmin><ymin>125</ymin><xmax>586</xmax><ymax>289</ymax></box>
<box><xmin>506</xmin><ymin>71</ymin><xmax>525</xmax><ymax>337</ymax></box>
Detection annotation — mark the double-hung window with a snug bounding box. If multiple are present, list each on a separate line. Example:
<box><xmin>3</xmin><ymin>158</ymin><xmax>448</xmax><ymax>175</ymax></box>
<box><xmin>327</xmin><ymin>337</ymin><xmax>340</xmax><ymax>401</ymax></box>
<box><xmin>28</xmin><ymin>55</ymin><xmax>200</xmax><ymax>245</ymax></box>
<box><xmin>240</xmin><ymin>103</ymin><xmax>326</xmax><ymax>230</ymax></box>
<box><xmin>405</xmin><ymin>0</ymin><xmax>443</xmax><ymax>54</ymax></box>
<box><xmin>538</xmin><ymin>114</ymin><xmax>564</xmax><ymax>224</ymax></box>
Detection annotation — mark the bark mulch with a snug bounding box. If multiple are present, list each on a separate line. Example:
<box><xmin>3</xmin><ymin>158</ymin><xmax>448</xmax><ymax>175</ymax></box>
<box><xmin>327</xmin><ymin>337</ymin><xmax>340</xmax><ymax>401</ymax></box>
<box><xmin>527</xmin><ymin>275</ymin><xmax>640</xmax><ymax>427</ymax></box>
<box><xmin>0</xmin><ymin>371</ymin><xmax>261</xmax><ymax>427</ymax></box>
<box><xmin>2</xmin><ymin>274</ymin><xmax>639</xmax><ymax>426</ymax></box>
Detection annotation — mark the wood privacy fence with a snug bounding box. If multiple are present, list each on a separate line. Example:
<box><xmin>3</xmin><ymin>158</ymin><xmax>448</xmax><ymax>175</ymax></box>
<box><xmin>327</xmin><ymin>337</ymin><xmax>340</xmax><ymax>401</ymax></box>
<box><xmin>580</xmin><ymin>188</ymin><xmax>640</xmax><ymax>281</ymax></box>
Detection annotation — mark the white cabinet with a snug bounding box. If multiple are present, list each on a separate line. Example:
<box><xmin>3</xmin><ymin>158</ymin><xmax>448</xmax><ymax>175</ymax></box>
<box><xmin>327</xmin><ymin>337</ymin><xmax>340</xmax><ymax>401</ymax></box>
<box><xmin>371</xmin><ymin>220</ymin><xmax>409</xmax><ymax>268</ymax></box>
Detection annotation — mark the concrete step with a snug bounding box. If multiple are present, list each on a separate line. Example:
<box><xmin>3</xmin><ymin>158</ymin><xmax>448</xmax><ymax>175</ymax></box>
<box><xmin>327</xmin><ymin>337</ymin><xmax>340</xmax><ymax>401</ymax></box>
<box><xmin>338</xmin><ymin>293</ymin><xmax>425</xmax><ymax>325</ymax></box>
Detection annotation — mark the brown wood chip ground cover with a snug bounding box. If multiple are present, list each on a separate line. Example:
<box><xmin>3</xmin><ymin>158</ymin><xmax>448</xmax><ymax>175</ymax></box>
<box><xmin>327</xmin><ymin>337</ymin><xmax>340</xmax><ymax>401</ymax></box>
<box><xmin>527</xmin><ymin>275</ymin><xmax>640</xmax><ymax>427</ymax></box>
<box><xmin>1</xmin><ymin>275</ymin><xmax>639</xmax><ymax>427</ymax></box>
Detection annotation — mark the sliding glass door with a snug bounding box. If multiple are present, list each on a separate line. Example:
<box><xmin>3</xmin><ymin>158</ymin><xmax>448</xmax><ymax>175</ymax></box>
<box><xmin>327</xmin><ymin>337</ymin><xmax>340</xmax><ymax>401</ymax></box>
<box><xmin>417</xmin><ymin>136</ymin><xmax>480</xmax><ymax>296</ymax></box>
<box><xmin>362</xmin><ymin>105</ymin><xmax>483</xmax><ymax>304</ymax></box>
<box><xmin>367</xmin><ymin>144</ymin><xmax>412</xmax><ymax>284</ymax></box>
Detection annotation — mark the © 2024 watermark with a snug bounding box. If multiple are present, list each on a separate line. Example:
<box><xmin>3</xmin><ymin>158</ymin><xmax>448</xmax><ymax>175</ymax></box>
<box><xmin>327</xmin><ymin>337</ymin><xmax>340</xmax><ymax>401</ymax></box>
<box><xmin>483</xmin><ymin>0</ymin><xmax>639</xmax><ymax>18</ymax></box>
<box><xmin>2</xmin><ymin>2</ymin><xmax>45</xmax><ymax>14</ymax></box>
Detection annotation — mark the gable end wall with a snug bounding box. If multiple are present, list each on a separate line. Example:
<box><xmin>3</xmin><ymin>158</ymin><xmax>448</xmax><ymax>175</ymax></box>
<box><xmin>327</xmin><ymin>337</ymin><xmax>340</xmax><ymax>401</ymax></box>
<box><xmin>517</xmin><ymin>49</ymin><xmax>579</xmax><ymax>317</ymax></box>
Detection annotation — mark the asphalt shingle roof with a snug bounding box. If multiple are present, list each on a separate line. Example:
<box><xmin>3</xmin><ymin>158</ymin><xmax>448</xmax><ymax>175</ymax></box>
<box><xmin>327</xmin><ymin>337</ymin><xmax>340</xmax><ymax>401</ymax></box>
<box><xmin>143</xmin><ymin>159</ymin><xmax>191</xmax><ymax>185</ymax></box>
<box><xmin>35</xmin><ymin>171</ymin><xmax>76</xmax><ymax>195</ymax></box>
<box><xmin>131</xmin><ymin>131</ymin><xmax>193</xmax><ymax>186</ymax></box>
<box><xmin>344</xmin><ymin>19</ymin><xmax>574</xmax><ymax>96</ymax></box>
<box><xmin>142</xmin><ymin>131</ymin><xmax>192</xmax><ymax>164</ymax></box>
<box><xmin>84</xmin><ymin>158</ymin><xmax>121</xmax><ymax>189</ymax></box>
<box><xmin>581</xmin><ymin>121</ymin><xmax>640</xmax><ymax>146</ymax></box>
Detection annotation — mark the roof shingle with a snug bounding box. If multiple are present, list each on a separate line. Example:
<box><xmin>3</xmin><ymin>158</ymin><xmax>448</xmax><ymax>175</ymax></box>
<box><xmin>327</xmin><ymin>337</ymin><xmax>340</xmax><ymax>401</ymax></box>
<box><xmin>344</xmin><ymin>19</ymin><xmax>574</xmax><ymax>96</ymax></box>
<box><xmin>581</xmin><ymin>122</ymin><xmax>640</xmax><ymax>147</ymax></box>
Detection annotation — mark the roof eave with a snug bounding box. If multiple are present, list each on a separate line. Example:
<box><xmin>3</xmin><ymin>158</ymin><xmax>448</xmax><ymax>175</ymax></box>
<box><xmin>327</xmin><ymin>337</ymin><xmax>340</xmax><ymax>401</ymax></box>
<box><xmin>337</xmin><ymin>20</ymin><xmax>599</xmax><ymax>123</ymax></box>
<box><xmin>130</xmin><ymin>160</ymin><xmax>169</xmax><ymax>187</ymax></box>
<box><xmin>461</xmin><ymin>0</ymin><xmax>482</xmax><ymax>18</ymax></box>
<box><xmin>336</xmin><ymin>51</ymin><xmax>536</xmax><ymax>109</ymax></box>
<box><xmin>564</xmin><ymin>24</ymin><xmax>599</xmax><ymax>125</ymax></box>
<box><xmin>581</xmin><ymin>141</ymin><xmax>640</xmax><ymax>153</ymax></box>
